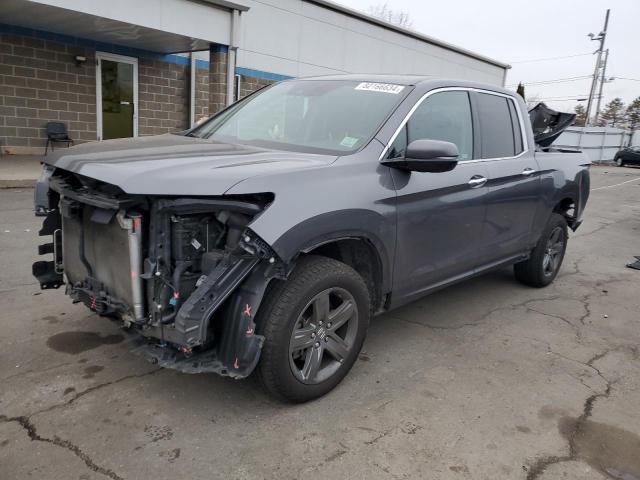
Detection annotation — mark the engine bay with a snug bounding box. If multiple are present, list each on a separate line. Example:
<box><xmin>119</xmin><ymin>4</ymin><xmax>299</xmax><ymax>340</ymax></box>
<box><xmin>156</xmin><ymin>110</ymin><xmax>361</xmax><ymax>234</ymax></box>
<box><xmin>33</xmin><ymin>170</ymin><xmax>281</xmax><ymax>377</ymax></box>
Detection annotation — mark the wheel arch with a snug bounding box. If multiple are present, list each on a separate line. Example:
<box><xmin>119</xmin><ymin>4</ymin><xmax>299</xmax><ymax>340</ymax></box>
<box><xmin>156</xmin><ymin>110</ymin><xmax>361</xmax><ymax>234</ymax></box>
<box><xmin>303</xmin><ymin>237</ymin><xmax>386</xmax><ymax>313</ymax></box>
<box><xmin>266</xmin><ymin>209</ymin><xmax>395</xmax><ymax>312</ymax></box>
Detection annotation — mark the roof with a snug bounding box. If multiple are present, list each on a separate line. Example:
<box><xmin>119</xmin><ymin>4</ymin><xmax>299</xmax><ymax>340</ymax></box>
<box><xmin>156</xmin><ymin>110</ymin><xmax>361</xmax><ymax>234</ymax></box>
<box><xmin>306</xmin><ymin>0</ymin><xmax>511</xmax><ymax>70</ymax></box>
<box><xmin>288</xmin><ymin>74</ymin><xmax>518</xmax><ymax>97</ymax></box>
<box><xmin>293</xmin><ymin>74</ymin><xmax>438</xmax><ymax>85</ymax></box>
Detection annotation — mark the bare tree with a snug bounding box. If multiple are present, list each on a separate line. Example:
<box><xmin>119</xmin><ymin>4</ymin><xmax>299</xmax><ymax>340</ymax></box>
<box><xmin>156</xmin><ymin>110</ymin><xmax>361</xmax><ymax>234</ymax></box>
<box><xmin>368</xmin><ymin>3</ymin><xmax>413</xmax><ymax>28</ymax></box>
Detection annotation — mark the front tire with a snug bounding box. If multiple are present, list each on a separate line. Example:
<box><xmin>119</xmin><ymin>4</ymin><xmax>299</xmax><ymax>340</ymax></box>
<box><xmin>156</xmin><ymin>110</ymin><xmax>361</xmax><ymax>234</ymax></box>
<box><xmin>256</xmin><ymin>255</ymin><xmax>370</xmax><ymax>402</ymax></box>
<box><xmin>514</xmin><ymin>213</ymin><xmax>568</xmax><ymax>288</ymax></box>
<box><xmin>615</xmin><ymin>156</ymin><xmax>624</xmax><ymax>167</ymax></box>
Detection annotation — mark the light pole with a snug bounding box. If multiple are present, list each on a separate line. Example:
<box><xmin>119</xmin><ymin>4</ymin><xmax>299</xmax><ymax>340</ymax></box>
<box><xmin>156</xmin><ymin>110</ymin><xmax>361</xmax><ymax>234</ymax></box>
<box><xmin>585</xmin><ymin>9</ymin><xmax>610</xmax><ymax>126</ymax></box>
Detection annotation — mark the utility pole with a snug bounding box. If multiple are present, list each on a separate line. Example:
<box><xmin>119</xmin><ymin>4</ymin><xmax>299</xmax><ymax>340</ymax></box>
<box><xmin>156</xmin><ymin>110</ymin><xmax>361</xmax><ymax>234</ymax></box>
<box><xmin>593</xmin><ymin>48</ymin><xmax>609</xmax><ymax>125</ymax></box>
<box><xmin>585</xmin><ymin>9</ymin><xmax>610</xmax><ymax>126</ymax></box>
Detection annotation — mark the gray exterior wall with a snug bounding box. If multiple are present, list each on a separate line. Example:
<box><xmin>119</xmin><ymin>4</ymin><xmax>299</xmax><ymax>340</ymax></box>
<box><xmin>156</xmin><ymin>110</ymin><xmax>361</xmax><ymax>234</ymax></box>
<box><xmin>236</xmin><ymin>0</ymin><xmax>507</xmax><ymax>84</ymax></box>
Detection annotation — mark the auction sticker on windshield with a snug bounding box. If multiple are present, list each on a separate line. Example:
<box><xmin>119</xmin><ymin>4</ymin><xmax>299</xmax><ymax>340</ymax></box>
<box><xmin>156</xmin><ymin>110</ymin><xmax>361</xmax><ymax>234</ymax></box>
<box><xmin>355</xmin><ymin>82</ymin><xmax>405</xmax><ymax>94</ymax></box>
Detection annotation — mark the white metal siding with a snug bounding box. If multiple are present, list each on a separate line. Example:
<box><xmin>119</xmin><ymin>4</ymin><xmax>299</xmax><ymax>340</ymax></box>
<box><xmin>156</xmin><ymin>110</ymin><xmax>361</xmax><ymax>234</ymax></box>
<box><xmin>237</xmin><ymin>0</ymin><xmax>506</xmax><ymax>83</ymax></box>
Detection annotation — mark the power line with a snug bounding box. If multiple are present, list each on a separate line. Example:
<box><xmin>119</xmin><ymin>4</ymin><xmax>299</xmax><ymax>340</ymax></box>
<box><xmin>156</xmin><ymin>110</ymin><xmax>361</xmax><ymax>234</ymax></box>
<box><xmin>506</xmin><ymin>75</ymin><xmax>592</xmax><ymax>87</ymax></box>
<box><xmin>533</xmin><ymin>95</ymin><xmax>590</xmax><ymax>101</ymax></box>
<box><xmin>509</xmin><ymin>52</ymin><xmax>593</xmax><ymax>64</ymax></box>
<box><xmin>534</xmin><ymin>98</ymin><xmax>589</xmax><ymax>102</ymax></box>
<box><xmin>616</xmin><ymin>77</ymin><xmax>640</xmax><ymax>82</ymax></box>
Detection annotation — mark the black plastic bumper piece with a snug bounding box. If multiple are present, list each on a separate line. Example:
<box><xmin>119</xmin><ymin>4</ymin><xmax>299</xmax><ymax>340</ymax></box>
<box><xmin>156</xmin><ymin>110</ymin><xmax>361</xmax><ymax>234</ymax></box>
<box><xmin>32</xmin><ymin>261</ymin><xmax>63</xmax><ymax>289</ymax></box>
<box><xmin>130</xmin><ymin>336</ymin><xmax>264</xmax><ymax>378</ymax></box>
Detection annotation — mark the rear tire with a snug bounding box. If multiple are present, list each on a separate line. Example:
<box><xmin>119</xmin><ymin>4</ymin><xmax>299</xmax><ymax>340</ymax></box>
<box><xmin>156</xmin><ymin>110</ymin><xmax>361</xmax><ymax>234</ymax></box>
<box><xmin>514</xmin><ymin>213</ymin><xmax>568</xmax><ymax>288</ymax></box>
<box><xmin>615</xmin><ymin>156</ymin><xmax>624</xmax><ymax>167</ymax></box>
<box><xmin>256</xmin><ymin>255</ymin><xmax>370</xmax><ymax>403</ymax></box>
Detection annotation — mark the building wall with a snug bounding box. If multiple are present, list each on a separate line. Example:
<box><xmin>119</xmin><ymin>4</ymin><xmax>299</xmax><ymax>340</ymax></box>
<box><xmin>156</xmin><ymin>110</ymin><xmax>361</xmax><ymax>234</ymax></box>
<box><xmin>194</xmin><ymin>65</ymin><xmax>210</xmax><ymax>121</ymax></box>
<box><xmin>0</xmin><ymin>33</ymin><xmax>97</xmax><ymax>151</ymax></box>
<box><xmin>138</xmin><ymin>59</ymin><xmax>189</xmax><ymax>136</ymax></box>
<box><xmin>237</xmin><ymin>74</ymin><xmax>275</xmax><ymax>100</ymax></box>
<box><xmin>0</xmin><ymin>31</ymin><xmax>198</xmax><ymax>153</ymax></box>
<box><xmin>1</xmin><ymin>1</ymin><xmax>509</xmax><ymax>153</ymax></box>
<box><xmin>208</xmin><ymin>47</ymin><xmax>228</xmax><ymax>117</ymax></box>
<box><xmin>236</xmin><ymin>0</ymin><xmax>507</xmax><ymax>85</ymax></box>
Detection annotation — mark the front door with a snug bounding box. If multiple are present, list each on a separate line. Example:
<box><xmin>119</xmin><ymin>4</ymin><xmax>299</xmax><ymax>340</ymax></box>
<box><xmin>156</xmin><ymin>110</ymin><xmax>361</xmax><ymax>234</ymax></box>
<box><xmin>389</xmin><ymin>90</ymin><xmax>489</xmax><ymax>307</ymax></box>
<box><xmin>96</xmin><ymin>52</ymin><xmax>138</xmax><ymax>140</ymax></box>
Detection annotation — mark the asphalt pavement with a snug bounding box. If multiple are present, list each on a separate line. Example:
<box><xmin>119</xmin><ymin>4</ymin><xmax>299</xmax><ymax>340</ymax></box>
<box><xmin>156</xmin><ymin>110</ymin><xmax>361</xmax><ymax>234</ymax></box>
<box><xmin>1</xmin><ymin>165</ymin><xmax>639</xmax><ymax>480</ymax></box>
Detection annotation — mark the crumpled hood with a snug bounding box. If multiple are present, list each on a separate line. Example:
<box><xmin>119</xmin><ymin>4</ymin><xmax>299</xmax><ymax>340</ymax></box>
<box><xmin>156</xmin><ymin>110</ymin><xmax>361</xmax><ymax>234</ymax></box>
<box><xmin>45</xmin><ymin>134</ymin><xmax>336</xmax><ymax>195</ymax></box>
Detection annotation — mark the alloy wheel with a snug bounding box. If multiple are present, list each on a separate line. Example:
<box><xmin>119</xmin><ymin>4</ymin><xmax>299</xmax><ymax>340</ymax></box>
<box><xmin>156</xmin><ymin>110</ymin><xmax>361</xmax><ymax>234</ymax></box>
<box><xmin>289</xmin><ymin>287</ymin><xmax>358</xmax><ymax>384</ymax></box>
<box><xmin>542</xmin><ymin>226</ymin><xmax>565</xmax><ymax>276</ymax></box>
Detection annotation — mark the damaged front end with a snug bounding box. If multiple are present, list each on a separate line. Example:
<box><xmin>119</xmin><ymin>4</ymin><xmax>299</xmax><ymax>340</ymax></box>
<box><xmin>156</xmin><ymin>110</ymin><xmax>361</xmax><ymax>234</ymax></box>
<box><xmin>33</xmin><ymin>170</ymin><xmax>284</xmax><ymax>378</ymax></box>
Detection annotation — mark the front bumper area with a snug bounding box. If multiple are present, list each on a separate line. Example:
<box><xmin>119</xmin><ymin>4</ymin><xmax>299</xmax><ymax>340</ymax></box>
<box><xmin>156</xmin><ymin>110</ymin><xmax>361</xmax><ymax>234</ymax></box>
<box><xmin>32</xmin><ymin>170</ymin><xmax>282</xmax><ymax>378</ymax></box>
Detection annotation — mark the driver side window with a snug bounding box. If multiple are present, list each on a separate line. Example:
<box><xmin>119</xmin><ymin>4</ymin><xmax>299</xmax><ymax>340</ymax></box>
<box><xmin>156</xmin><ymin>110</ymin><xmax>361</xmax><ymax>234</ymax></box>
<box><xmin>388</xmin><ymin>91</ymin><xmax>474</xmax><ymax>160</ymax></box>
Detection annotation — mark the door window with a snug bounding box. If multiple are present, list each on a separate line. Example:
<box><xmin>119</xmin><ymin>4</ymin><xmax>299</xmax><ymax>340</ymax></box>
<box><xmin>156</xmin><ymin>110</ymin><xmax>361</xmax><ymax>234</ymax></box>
<box><xmin>507</xmin><ymin>98</ymin><xmax>524</xmax><ymax>155</ymax></box>
<box><xmin>405</xmin><ymin>91</ymin><xmax>474</xmax><ymax>161</ymax></box>
<box><xmin>476</xmin><ymin>93</ymin><xmax>520</xmax><ymax>158</ymax></box>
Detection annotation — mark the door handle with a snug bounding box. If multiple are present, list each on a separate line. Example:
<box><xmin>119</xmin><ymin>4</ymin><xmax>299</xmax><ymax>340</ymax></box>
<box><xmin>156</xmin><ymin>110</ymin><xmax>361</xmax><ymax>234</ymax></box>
<box><xmin>468</xmin><ymin>175</ymin><xmax>487</xmax><ymax>188</ymax></box>
<box><xmin>522</xmin><ymin>167</ymin><xmax>537</xmax><ymax>176</ymax></box>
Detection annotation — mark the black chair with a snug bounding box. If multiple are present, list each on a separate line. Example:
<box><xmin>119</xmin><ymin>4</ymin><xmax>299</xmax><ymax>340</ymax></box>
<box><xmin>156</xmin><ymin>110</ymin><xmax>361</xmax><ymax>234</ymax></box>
<box><xmin>45</xmin><ymin>122</ymin><xmax>74</xmax><ymax>155</ymax></box>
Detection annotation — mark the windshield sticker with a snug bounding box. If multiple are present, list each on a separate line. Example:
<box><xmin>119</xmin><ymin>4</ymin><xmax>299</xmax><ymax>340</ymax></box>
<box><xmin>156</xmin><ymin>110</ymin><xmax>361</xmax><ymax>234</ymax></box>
<box><xmin>355</xmin><ymin>82</ymin><xmax>405</xmax><ymax>94</ymax></box>
<box><xmin>340</xmin><ymin>136</ymin><xmax>360</xmax><ymax>148</ymax></box>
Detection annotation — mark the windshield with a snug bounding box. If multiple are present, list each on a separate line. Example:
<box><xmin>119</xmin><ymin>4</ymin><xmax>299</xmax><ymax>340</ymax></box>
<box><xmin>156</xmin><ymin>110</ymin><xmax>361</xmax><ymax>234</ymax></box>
<box><xmin>191</xmin><ymin>80</ymin><xmax>409</xmax><ymax>155</ymax></box>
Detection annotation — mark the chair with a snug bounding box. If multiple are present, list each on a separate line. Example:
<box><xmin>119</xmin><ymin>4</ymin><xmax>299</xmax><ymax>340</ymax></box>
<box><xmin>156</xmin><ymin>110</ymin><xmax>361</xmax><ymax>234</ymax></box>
<box><xmin>45</xmin><ymin>122</ymin><xmax>74</xmax><ymax>155</ymax></box>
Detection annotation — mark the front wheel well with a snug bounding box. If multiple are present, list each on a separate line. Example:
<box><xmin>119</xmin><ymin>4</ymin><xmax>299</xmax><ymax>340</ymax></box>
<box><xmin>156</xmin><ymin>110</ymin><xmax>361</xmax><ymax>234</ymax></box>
<box><xmin>304</xmin><ymin>238</ymin><xmax>384</xmax><ymax>314</ymax></box>
<box><xmin>553</xmin><ymin>197</ymin><xmax>577</xmax><ymax>229</ymax></box>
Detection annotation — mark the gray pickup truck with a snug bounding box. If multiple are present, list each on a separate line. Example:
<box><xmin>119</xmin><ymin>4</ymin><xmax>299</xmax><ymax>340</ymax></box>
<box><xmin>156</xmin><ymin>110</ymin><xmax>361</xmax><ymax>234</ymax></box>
<box><xmin>33</xmin><ymin>75</ymin><xmax>590</xmax><ymax>402</ymax></box>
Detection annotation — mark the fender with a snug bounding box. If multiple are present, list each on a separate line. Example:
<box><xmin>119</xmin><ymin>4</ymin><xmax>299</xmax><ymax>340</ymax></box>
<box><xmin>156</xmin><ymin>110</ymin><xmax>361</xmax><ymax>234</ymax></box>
<box><xmin>268</xmin><ymin>209</ymin><xmax>395</xmax><ymax>295</ymax></box>
<box><xmin>533</xmin><ymin>167</ymin><xmax>589</xmax><ymax>243</ymax></box>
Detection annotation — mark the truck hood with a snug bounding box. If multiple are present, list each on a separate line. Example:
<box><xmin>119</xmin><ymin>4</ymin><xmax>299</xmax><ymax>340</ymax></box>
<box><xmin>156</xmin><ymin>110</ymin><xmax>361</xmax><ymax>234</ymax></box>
<box><xmin>44</xmin><ymin>134</ymin><xmax>336</xmax><ymax>195</ymax></box>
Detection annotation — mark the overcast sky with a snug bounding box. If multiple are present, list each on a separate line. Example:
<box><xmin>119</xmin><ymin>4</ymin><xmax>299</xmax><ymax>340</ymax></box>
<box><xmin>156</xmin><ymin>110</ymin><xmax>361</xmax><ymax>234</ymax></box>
<box><xmin>337</xmin><ymin>0</ymin><xmax>640</xmax><ymax>113</ymax></box>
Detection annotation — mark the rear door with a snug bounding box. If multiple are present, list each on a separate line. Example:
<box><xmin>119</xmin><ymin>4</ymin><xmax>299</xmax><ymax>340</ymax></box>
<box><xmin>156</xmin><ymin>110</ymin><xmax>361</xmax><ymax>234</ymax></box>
<box><xmin>474</xmin><ymin>91</ymin><xmax>541</xmax><ymax>265</ymax></box>
<box><xmin>389</xmin><ymin>89</ymin><xmax>490</xmax><ymax>306</ymax></box>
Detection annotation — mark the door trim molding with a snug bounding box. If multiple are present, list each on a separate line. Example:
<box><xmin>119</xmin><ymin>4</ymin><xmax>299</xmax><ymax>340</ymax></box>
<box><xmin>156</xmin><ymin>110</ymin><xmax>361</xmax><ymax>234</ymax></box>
<box><xmin>378</xmin><ymin>86</ymin><xmax>530</xmax><ymax>162</ymax></box>
<box><xmin>95</xmin><ymin>51</ymin><xmax>138</xmax><ymax>140</ymax></box>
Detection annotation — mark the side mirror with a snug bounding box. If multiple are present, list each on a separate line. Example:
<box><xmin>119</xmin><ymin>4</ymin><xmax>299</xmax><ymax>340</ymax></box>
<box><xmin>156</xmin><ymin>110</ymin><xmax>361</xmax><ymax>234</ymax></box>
<box><xmin>382</xmin><ymin>139</ymin><xmax>459</xmax><ymax>173</ymax></box>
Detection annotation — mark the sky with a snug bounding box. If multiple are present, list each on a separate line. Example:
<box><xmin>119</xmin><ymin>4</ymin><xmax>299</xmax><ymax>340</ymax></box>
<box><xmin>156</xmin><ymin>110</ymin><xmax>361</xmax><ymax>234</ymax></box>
<box><xmin>336</xmin><ymin>0</ymin><xmax>640</xmax><ymax>113</ymax></box>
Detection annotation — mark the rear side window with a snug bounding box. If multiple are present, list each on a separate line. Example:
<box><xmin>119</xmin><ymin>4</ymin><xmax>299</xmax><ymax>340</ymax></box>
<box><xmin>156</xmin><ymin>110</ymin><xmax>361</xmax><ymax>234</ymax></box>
<box><xmin>476</xmin><ymin>93</ymin><xmax>519</xmax><ymax>159</ymax></box>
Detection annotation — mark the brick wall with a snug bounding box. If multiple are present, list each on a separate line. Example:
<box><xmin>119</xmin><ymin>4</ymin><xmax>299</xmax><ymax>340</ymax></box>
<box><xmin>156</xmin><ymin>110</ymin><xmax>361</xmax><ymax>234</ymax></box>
<box><xmin>194</xmin><ymin>66</ymin><xmax>210</xmax><ymax>122</ymax></box>
<box><xmin>238</xmin><ymin>74</ymin><xmax>275</xmax><ymax>100</ymax></box>
<box><xmin>208</xmin><ymin>47</ymin><xmax>228</xmax><ymax>116</ymax></box>
<box><xmin>0</xmin><ymin>33</ymin><xmax>97</xmax><ymax>154</ymax></box>
<box><xmin>138</xmin><ymin>59</ymin><xmax>189</xmax><ymax>136</ymax></box>
<box><xmin>0</xmin><ymin>31</ymin><xmax>195</xmax><ymax>153</ymax></box>
<box><xmin>0</xmin><ymin>29</ymin><xmax>286</xmax><ymax>154</ymax></box>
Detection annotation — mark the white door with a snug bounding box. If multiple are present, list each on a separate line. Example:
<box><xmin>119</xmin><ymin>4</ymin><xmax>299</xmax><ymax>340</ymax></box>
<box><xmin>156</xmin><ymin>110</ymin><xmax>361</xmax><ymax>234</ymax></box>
<box><xmin>96</xmin><ymin>52</ymin><xmax>138</xmax><ymax>140</ymax></box>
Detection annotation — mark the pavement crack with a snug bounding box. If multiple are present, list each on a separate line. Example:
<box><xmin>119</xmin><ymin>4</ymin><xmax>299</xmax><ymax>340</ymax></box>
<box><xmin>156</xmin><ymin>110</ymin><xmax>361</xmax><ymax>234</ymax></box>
<box><xmin>32</xmin><ymin>368</ymin><xmax>162</xmax><ymax>417</ymax></box>
<box><xmin>0</xmin><ymin>414</ymin><xmax>124</xmax><ymax>480</ymax></box>
<box><xmin>390</xmin><ymin>315</ymin><xmax>481</xmax><ymax>330</ymax></box>
<box><xmin>577</xmin><ymin>293</ymin><xmax>593</xmax><ymax>326</ymax></box>
<box><xmin>389</xmin><ymin>295</ymin><xmax>563</xmax><ymax>332</ymax></box>
<box><xmin>525</xmin><ymin>349</ymin><xmax>615</xmax><ymax>480</ymax></box>
<box><xmin>0</xmin><ymin>361</ymin><xmax>74</xmax><ymax>382</ymax></box>
<box><xmin>526</xmin><ymin>306</ymin><xmax>580</xmax><ymax>336</ymax></box>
